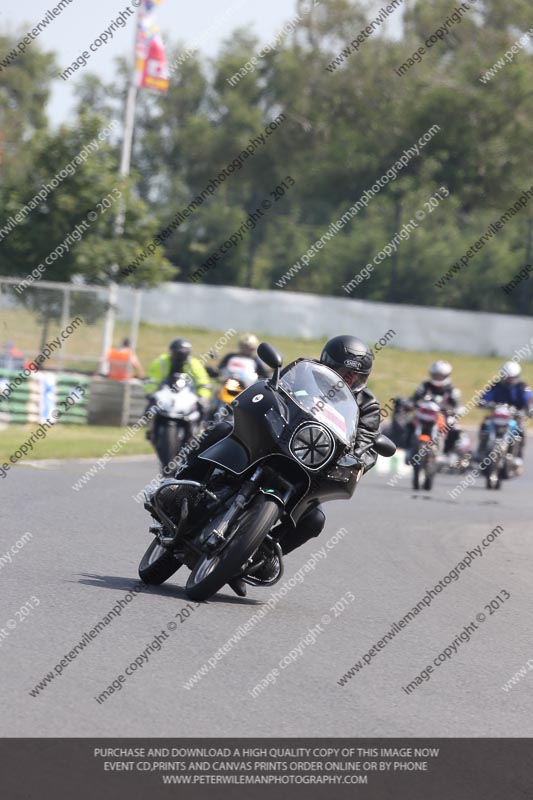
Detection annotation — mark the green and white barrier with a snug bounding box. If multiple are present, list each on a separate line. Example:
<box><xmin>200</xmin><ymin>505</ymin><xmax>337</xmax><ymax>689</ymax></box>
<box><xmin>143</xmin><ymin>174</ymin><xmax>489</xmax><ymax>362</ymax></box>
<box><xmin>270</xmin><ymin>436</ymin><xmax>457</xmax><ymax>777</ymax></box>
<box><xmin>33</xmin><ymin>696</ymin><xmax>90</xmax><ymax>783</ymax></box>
<box><xmin>375</xmin><ymin>449</ymin><xmax>411</xmax><ymax>478</ymax></box>
<box><xmin>0</xmin><ymin>370</ymin><xmax>90</xmax><ymax>425</ymax></box>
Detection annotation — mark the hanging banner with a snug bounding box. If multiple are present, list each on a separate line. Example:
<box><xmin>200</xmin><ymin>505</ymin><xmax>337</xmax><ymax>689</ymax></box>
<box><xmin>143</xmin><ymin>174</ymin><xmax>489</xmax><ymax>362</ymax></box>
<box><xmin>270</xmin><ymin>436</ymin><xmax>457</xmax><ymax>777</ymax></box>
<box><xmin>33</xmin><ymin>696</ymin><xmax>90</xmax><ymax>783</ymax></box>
<box><xmin>135</xmin><ymin>0</ymin><xmax>169</xmax><ymax>92</ymax></box>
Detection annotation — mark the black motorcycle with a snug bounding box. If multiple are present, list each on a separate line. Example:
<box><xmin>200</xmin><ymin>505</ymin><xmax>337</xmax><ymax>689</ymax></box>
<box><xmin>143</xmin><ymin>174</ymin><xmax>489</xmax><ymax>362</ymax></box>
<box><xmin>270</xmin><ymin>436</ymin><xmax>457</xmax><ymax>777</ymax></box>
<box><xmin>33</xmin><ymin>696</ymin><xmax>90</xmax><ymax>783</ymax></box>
<box><xmin>382</xmin><ymin>396</ymin><xmax>413</xmax><ymax>449</ymax></box>
<box><xmin>138</xmin><ymin>344</ymin><xmax>395</xmax><ymax>601</ymax></box>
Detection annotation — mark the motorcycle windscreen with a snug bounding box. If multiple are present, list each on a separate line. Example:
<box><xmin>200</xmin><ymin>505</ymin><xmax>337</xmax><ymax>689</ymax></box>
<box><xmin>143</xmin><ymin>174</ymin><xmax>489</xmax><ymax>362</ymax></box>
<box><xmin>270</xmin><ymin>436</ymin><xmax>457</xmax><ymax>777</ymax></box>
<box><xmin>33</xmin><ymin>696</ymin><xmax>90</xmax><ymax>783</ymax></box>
<box><xmin>279</xmin><ymin>360</ymin><xmax>359</xmax><ymax>445</ymax></box>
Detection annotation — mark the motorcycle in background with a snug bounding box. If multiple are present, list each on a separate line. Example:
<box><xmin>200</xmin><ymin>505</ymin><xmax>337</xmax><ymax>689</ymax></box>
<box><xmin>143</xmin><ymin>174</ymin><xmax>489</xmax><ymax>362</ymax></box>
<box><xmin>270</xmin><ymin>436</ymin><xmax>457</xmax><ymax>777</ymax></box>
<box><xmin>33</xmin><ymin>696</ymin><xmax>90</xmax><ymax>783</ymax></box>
<box><xmin>382</xmin><ymin>396</ymin><xmax>413</xmax><ymax>449</ymax></box>
<box><xmin>209</xmin><ymin>355</ymin><xmax>259</xmax><ymax>418</ymax></box>
<box><xmin>138</xmin><ymin>343</ymin><xmax>396</xmax><ymax>601</ymax></box>
<box><xmin>409</xmin><ymin>399</ymin><xmax>444</xmax><ymax>491</ymax></box>
<box><xmin>437</xmin><ymin>409</ymin><xmax>473</xmax><ymax>474</ymax></box>
<box><xmin>480</xmin><ymin>404</ymin><xmax>522</xmax><ymax>490</ymax></box>
<box><xmin>151</xmin><ymin>373</ymin><xmax>201</xmax><ymax>473</ymax></box>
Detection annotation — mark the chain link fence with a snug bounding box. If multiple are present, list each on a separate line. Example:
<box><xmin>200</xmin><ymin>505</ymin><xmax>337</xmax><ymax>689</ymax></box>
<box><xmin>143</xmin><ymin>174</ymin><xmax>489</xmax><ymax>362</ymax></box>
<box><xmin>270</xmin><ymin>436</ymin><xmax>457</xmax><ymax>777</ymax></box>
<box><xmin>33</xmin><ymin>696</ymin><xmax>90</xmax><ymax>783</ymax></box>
<box><xmin>0</xmin><ymin>278</ymin><xmax>142</xmax><ymax>425</ymax></box>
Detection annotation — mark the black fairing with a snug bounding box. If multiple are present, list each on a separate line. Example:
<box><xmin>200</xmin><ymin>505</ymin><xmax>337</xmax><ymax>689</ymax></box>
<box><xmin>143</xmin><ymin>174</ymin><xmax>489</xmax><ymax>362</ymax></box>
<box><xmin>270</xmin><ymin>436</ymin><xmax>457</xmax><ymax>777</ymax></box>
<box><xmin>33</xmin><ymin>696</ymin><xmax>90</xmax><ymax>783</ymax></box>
<box><xmin>199</xmin><ymin>369</ymin><xmax>360</xmax><ymax>524</ymax></box>
<box><xmin>199</xmin><ymin>381</ymin><xmax>282</xmax><ymax>471</ymax></box>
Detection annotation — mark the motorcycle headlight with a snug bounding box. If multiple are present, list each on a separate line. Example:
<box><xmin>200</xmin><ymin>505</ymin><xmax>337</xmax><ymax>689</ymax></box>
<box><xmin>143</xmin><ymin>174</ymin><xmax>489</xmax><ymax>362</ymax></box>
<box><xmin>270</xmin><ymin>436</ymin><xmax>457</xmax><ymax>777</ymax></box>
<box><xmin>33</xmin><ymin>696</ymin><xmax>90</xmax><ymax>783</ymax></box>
<box><xmin>289</xmin><ymin>422</ymin><xmax>335</xmax><ymax>470</ymax></box>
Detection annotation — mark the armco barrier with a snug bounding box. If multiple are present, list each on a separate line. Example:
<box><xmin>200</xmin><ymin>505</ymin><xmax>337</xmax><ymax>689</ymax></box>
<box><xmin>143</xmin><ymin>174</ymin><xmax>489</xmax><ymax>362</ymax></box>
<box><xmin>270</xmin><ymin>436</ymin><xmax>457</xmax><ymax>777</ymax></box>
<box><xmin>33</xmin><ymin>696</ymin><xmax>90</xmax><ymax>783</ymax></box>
<box><xmin>375</xmin><ymin>450</ymin><xmax>411</xmax><ymax>478</ymax></box>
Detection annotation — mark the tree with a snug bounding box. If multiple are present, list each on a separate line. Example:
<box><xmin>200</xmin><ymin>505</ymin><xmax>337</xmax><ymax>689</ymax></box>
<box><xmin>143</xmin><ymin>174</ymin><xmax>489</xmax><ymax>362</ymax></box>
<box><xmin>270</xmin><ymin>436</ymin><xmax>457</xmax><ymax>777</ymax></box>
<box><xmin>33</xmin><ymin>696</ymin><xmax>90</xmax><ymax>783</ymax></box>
<box><xmin>2</xmin><ymin>1</ymin><xmax>533</xmax><ymax>315</ymax></box>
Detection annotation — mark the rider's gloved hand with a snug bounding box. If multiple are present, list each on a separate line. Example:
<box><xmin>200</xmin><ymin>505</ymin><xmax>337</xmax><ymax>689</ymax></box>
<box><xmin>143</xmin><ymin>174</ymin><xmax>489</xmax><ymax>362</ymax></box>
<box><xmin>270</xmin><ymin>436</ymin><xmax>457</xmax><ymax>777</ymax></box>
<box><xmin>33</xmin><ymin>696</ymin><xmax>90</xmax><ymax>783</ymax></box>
<box><xmin>339</xmin><ymin>452</ymin><xmax>363</xmax><ymax>471</ymax></box>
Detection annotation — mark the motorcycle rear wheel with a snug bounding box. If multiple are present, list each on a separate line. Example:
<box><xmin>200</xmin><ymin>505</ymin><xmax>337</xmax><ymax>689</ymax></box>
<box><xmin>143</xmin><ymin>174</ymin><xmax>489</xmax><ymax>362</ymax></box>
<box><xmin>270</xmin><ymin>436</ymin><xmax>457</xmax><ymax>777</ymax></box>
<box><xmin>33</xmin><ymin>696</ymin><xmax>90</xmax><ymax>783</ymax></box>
<box><xmin>185</xmin><ymin>496</ymin><xmax>280</xmax><ymax>601</ymax></box>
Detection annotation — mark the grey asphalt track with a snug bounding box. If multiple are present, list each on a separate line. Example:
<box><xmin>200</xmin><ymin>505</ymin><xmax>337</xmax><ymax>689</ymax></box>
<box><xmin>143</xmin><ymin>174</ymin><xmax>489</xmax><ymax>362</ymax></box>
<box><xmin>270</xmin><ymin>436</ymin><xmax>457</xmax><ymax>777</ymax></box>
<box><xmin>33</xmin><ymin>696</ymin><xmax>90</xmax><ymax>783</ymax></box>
<box><xmin>1</xmin><ymin>445</ymin><xmax>532</xmax><ymax>737</ymax></box>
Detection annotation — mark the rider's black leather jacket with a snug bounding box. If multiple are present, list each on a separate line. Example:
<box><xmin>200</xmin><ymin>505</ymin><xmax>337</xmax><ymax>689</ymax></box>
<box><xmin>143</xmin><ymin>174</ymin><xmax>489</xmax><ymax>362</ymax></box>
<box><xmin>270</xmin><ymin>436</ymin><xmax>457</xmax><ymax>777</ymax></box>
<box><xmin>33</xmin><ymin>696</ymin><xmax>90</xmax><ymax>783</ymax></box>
<box><xmin>411</xmin><ymin>380</ymin><xmax>460</xmax><ymax>412</ymax></box>
<box><xmin>353</xmin><ymin>386</ymin><xmax>381</xmax><ymax>473</ymax></box>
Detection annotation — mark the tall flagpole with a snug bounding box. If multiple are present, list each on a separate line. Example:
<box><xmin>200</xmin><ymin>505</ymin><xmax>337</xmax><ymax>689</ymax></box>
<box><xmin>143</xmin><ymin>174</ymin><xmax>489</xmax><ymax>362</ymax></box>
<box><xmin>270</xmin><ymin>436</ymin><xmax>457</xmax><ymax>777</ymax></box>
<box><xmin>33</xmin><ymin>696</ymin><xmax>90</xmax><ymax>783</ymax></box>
<box><xmin>119</xmin><ymin>86</ymin><xmax>138</xmax><ymax>182</ymax></box>
<box><xmin>100</xmin><ymin>1</ymin><xmax>169</xmax><ymax>379</ymax></box>
<box><xmin>117</xmin><ymin>3</ymin><xmax>141</xmax><ymax>226</ymax></box>
<box><xmin>99</xmin><ymin>4</ymin><xmax>141</xmax><ymax>375</ymax></box>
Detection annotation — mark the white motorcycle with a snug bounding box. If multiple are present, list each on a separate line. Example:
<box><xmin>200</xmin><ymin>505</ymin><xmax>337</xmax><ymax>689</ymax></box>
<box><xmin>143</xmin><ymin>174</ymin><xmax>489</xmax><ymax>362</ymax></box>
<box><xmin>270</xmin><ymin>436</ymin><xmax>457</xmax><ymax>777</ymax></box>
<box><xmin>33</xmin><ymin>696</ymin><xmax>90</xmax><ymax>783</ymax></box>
<box><xmin>151</xmin><ymin>373</ymin><xmax>201</xmax><ymax>473</ymax></box>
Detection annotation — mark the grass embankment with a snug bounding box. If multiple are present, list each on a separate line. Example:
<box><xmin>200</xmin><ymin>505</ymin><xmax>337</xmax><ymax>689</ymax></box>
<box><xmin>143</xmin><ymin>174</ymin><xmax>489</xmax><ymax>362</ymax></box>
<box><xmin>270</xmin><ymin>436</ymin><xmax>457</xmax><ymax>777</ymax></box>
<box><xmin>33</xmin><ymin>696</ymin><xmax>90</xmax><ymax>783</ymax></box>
<box><xmin>1</xmin><ymin>317</ymin><xmax>526</xmax><ymax>461</ymax></box>
<box><xmin>0</xmin><ymin>425</ymin><xmax>152</xmax><ymax>463</ymax></box>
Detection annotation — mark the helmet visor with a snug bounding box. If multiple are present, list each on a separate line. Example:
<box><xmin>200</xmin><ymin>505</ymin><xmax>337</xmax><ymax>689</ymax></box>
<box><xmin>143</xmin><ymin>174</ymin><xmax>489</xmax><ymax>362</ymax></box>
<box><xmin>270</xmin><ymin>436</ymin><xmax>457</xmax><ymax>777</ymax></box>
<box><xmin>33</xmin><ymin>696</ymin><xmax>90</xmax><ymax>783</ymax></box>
<box><xmin>429</xmin><ymin>373</ymin><xmax>450</xmax><ymax>387</ymax></box>
<box><xmin>335</xmin><ymin>366</ymin><xmax>368</xmax><ymax>392</ymax></box>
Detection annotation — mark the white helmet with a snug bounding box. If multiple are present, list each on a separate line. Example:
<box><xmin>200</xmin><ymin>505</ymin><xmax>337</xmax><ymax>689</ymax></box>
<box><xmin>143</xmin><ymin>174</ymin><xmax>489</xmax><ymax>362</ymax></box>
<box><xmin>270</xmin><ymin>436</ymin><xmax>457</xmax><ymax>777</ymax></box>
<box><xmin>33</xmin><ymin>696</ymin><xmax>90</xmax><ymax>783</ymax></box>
<box><xmin>500</xmin><ymin>361</ymin><xmax>521</xmax><ymax>384</ymax></box>
<box><xmin>429</xmin><ymin>360</ymin><xmax>452</xmax><ymax>388</ymax></box>
<box><xmin>239</xmin><ymin>333</ymin><xmax>259</xmax><ymax>356</ymax></box>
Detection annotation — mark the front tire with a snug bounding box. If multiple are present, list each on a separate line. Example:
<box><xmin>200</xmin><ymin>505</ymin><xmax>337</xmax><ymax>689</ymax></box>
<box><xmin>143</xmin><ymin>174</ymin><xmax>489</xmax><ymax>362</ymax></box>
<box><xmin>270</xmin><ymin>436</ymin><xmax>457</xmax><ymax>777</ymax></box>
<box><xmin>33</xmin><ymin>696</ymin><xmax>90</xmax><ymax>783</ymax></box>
<box><xmin>486</xmin><ymin>469</ymin><xmax>500</xmax><ymax>490</ymax></box>
<box><xmin>139</xmin><ymin>538</ymin><xmax>183</xmax><ymax>585</ymax></box>
<box><xmin>155</xmin><ymin>422</ymin><xmax>185</xmax><ymax>473</ymax></box>
<box><xmin>185</xmin><ymin>496</ymin><xmax>280</xmax><ymax>601</ymax></box>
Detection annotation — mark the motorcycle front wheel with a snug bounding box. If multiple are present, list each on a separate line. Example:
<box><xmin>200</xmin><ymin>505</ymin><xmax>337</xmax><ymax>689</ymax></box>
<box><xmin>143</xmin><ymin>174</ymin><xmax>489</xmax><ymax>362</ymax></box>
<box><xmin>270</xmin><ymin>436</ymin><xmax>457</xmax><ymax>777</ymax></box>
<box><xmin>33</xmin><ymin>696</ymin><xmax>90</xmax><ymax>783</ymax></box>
<box><xmin>423</xmin><ymin>455</ymin><xmax>436</xmax><ymax>490</ymax></box>
<box><xmin>423</xmin><ymin>471</ymin><xmax>434</xmax><ymax>491</ymax></box>
<box><xmin>485</xmin><ymin>465</ymin><xmax>502</xmax><ymax>490</ymax></box>
<box><xmin>139</xmin><ymin>538</ymin><xmax>183</xmax><ymax>585</ymax></box>
<box><xmin>155</xmin><ymin>422</ymin><xmax>186</xmax><ymax>473</ymax></box>
<box><xmin>185</xmin><ymin>496</ymin><xmax>281</xmax><ymax>601</ymax></box>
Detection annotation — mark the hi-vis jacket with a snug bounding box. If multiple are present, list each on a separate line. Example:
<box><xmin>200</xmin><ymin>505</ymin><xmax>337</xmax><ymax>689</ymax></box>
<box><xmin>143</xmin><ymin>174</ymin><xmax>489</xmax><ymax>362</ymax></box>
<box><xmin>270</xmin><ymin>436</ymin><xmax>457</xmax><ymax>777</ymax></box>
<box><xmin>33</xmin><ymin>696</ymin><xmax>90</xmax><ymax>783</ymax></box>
<box><xmin>144</xmin><ymin>353</ymin><xmax>211</xmax><ymax>398</ymax></box>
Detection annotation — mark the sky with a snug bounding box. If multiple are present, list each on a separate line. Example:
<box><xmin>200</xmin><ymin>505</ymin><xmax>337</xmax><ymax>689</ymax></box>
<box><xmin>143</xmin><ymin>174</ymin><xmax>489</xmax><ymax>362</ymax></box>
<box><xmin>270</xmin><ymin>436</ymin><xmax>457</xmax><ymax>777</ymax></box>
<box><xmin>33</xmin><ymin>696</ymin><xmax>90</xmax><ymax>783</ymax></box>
<box><xmin>1</xmin><ymin>0</ymin><xmax>300</xmax><ymax>124</ymax></box>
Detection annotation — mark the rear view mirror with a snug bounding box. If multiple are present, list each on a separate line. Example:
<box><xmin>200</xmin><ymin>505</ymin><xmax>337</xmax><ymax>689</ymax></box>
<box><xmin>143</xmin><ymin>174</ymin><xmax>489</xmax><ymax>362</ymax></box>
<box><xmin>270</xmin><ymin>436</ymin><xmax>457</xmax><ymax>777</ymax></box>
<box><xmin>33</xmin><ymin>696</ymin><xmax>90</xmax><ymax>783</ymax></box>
<box><xmin>258</xmin><ymin>342</ymin><xmax>283</xmax><ymax>370</ymax></box>
<box><xmin>373</xmin><ymin>433</ymin><xmax>396</xmax><ymax>457</ymax></box>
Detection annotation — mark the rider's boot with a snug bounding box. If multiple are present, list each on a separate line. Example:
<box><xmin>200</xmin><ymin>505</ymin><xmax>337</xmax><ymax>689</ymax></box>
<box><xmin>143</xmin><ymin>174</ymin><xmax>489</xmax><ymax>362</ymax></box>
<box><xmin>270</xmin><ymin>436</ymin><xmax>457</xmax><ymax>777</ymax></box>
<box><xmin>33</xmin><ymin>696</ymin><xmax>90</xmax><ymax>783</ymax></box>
<box><xmin>274</xmin><ymin>507</ymin><xmax>326</xmax><ymax>558</ymax></box>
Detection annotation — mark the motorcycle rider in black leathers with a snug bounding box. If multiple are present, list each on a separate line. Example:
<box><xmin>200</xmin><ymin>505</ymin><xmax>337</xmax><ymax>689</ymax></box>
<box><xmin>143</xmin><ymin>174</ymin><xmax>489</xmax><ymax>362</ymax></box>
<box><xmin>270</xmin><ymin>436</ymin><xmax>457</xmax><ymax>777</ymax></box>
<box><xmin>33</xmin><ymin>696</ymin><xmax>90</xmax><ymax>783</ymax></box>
<box><xmin>173</xmin><ymin>335</ymin><xmax>381</xmax><ymax>596</ymax></box>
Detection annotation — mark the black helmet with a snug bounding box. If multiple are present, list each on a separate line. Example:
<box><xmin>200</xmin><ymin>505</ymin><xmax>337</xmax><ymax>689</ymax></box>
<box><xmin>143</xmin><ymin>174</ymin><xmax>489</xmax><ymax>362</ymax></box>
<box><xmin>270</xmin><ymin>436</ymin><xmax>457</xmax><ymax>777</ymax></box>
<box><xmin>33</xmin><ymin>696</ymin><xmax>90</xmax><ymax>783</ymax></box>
<box><xmin>169</xmin><ymin>338</ymin><xmax>192</xmax><ymax>370</ymax></box>
<box><xmin>320</xmin><ymin>335</ymin><xmax>373</xmax><ymax>392</ymax></box>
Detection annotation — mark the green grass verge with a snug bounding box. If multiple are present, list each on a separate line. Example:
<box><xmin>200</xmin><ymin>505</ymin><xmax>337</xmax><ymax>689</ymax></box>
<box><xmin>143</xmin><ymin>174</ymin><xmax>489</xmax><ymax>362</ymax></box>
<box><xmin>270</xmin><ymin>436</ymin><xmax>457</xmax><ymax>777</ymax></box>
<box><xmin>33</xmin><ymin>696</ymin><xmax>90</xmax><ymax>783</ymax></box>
<box><xmin>0</xmin><ymin>425</ymin><xmax>153</xmax><ymax>463</ymax></box>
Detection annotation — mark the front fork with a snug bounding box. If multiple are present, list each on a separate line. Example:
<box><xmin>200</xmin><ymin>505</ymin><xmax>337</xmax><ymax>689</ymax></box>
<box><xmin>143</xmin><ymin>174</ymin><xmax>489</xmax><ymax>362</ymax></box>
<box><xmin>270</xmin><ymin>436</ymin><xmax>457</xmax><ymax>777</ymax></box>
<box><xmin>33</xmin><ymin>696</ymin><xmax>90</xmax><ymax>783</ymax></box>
<box><xmin>202</xmin><ymin>467</ymin><xmax>265</xmax><ymax>552</ymax></box>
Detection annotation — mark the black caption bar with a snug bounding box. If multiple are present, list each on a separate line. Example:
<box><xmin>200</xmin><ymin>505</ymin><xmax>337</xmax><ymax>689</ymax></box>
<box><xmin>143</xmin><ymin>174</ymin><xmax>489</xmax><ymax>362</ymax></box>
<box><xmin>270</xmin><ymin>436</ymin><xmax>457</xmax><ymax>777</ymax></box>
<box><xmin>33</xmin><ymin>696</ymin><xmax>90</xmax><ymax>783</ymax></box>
<box><xmin>1</xmin><ymin>738</ymin><xmax>532</xmax><ymax>799</ymax></box>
